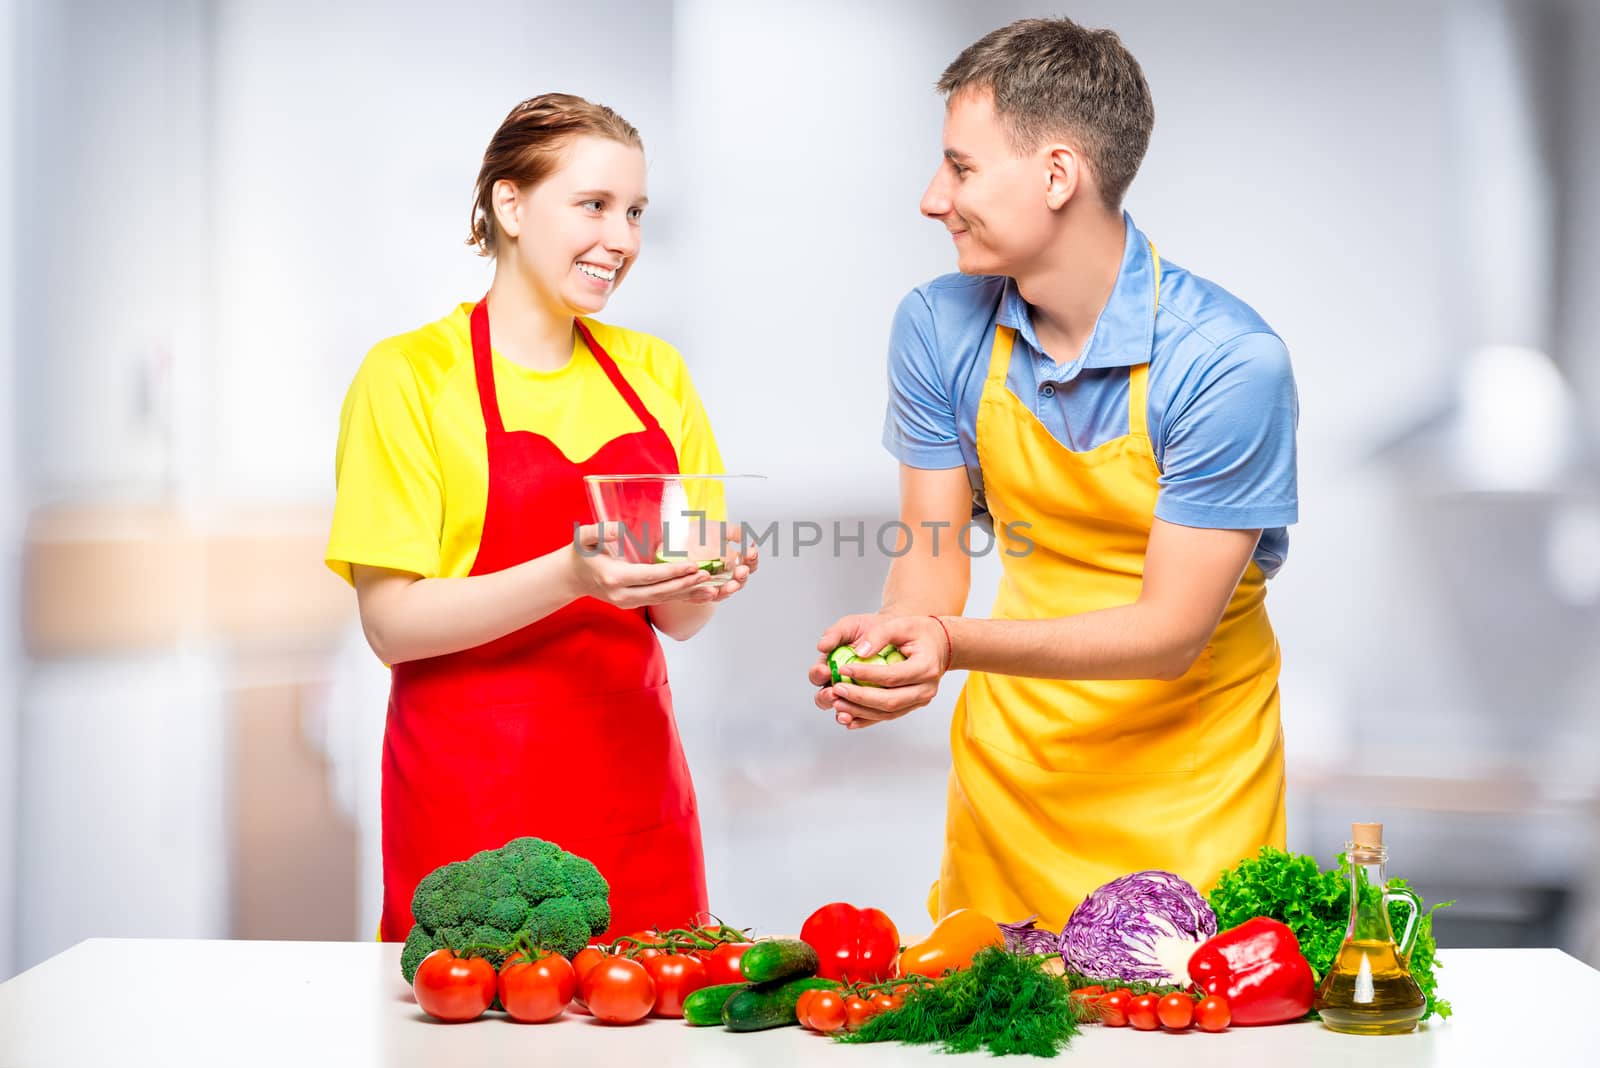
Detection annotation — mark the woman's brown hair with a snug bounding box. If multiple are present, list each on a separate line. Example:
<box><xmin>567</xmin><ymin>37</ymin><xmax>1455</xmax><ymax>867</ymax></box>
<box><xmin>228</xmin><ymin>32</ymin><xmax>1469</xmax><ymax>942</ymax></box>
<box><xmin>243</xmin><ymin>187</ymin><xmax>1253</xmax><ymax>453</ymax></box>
<box><xmin>467</xmin><ymin>93</ymin><xmax>643</xmax><ymax>257</ymax></box>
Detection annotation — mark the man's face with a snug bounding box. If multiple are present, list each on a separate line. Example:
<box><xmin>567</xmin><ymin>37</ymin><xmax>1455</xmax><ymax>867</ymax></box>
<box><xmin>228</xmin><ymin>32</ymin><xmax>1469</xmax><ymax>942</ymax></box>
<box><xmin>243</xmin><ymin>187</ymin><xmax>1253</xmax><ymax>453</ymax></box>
<box><xmin>920</xmin><ymin>90</ymin><xmax>1055</xmax><ymax>277</ymax></box>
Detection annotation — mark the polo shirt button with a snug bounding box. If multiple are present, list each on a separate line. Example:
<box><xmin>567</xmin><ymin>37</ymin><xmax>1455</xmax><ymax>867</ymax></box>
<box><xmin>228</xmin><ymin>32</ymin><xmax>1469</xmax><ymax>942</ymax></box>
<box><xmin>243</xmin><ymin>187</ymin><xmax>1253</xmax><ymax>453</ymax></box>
<box><xmin>1041</xmin><ymin>384</ymin><xmax>1056</xmax><ymax>398</ymax></box>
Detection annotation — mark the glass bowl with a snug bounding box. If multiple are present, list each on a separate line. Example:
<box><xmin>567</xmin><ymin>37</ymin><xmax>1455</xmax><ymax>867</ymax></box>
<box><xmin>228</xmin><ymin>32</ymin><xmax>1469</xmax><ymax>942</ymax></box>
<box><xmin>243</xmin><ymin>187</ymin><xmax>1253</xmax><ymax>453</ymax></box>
<box><xmin>583</xmin><ymin>473</ymin><xmax>766</xmax><ymax>586</ymax></box>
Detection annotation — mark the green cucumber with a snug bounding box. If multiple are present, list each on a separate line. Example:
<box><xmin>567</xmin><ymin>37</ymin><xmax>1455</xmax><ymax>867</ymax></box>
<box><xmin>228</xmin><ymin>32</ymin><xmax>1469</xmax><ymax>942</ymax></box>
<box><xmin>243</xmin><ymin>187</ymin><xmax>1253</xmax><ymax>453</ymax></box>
<box><xmin>738</xmin><ymin>938</ymin><xmax>819</xmax><ymax>984</ymax></box>
<box><xmin>828</xmin><ymin>643</ymin><xmax>902</xmax><ymax>687</ymax></box>
<box><xmin>722</xmin><ymin>976</ymin><xmax>840</xmax><ymax>1032</ymax></box>
<box><xmin>654</xmin><ymin>551</ymin><xmax>725</xmax><ymax>574</ymax></box>
<box><xmin>682</xmin><ymin>982</ymin><xmax>750</xmax><ymax>1026</ymax></box>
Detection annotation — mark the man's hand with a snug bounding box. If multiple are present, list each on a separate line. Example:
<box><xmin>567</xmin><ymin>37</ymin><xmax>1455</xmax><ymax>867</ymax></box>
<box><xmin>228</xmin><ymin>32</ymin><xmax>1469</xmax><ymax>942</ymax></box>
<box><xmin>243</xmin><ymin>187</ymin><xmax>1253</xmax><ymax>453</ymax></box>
<box><xmin>809</xmin><ymin>613</ymin><xmax>952</xmax><ymax>729</ymax></box>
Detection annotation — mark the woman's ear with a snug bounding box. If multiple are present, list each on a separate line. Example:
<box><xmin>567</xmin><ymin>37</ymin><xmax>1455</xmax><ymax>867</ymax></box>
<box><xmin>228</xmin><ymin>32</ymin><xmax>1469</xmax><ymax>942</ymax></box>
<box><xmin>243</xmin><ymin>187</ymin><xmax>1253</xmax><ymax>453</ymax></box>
<box><xmin>1044</xmin><ymin>143</ymin><xmax>1082</xmax><ymax>211</ymax></box>
<box><xmin>492</xmin><ymin>178</ymin><xmax>522</xmax><ymax>241</ymax></box>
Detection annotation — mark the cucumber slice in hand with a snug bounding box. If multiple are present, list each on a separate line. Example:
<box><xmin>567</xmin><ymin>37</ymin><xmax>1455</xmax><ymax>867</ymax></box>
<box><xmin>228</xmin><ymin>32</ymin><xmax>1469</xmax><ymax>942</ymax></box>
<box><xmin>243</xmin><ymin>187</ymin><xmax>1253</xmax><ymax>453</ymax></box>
<box><xmin>827</xmin><ymin>643</ymin><xmax>901</xmax><ymax>687</ymax></box>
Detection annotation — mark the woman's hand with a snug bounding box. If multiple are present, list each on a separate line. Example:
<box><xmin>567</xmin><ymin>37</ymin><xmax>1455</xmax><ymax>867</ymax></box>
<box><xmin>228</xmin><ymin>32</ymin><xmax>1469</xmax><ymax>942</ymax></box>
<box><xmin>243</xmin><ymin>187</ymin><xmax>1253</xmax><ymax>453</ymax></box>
<box><xmin>569</xmin><ymin>524</ymin><xmax>713</xmax><ymax>608</ymax></box>
<box><xmin>682</xmin><ymin>533</ymin><xmax>761</xmax><ymax>604</ymax></box>
<box><xmin>808</xmin><ymin>613</ymin><xmax>952</xmax><ymax>729</ymax></box>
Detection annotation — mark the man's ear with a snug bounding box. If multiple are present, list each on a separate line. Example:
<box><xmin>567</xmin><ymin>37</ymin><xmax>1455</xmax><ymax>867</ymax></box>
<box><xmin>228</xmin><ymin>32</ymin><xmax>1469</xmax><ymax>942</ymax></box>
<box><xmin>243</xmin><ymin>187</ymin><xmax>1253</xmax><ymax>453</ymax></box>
<box><xmin>492</xmin><ymin>179</ymin><xmax>523</xmax><ymax>241</ymax></box>
<box><xmin>1044</xmin><ymin>143</ymin><xmax>1082</xmax><ymax>211</ymax></box>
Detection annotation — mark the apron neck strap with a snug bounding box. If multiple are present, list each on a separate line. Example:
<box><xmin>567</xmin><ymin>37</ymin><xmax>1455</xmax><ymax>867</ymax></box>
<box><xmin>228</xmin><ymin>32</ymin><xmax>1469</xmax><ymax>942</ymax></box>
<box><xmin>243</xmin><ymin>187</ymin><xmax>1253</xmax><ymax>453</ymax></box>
<box><xmin>1130</xmin><ymin>243</ymin><xmax>1162</xmax><ymax>438</ymax></box>
<box><xmin>469</xmin><ymin>297</ymin><xmax>505</xmax><ymax>434</ymax></box>
<box><xmin>469</xmin><ymin>299</ymin><xmax>663</xmax><ymax>436</ymax></box>
<box><xmin>574</xmin><ymin>318</ymin><xmax>661</xmax><ymax>433</ymax></box>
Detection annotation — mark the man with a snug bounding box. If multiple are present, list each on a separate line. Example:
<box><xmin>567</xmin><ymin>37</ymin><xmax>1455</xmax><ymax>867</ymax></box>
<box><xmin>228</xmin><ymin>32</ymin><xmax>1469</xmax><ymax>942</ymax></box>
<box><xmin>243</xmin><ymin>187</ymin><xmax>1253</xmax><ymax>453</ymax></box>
<box><xmin>810</xmin><ymin>17</ymin><xmax>1299</xmax><ymax>928</ymax></box>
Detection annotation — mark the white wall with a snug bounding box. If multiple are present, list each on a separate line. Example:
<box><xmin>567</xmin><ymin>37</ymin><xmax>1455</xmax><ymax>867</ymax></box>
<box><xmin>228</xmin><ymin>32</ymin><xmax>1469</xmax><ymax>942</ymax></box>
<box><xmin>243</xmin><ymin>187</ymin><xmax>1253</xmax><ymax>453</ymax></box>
<box><xmin>209</xmin><ymin>0</ymin><xmax>680</xmax><ymax>505</ymax></box>
<box><xmin>0</xmin><ymin>0</ymin><xmax>20</xmax><ymax>984</ymax></box>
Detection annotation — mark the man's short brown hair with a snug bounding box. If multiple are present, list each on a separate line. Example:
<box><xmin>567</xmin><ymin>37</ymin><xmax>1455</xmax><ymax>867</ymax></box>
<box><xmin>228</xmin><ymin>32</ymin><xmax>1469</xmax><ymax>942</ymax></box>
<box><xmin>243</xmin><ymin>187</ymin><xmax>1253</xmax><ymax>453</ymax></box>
<box><xmin>937</xmin><ymin>17</ymin><xmax>1154</xmax><ymax>209</ymax></box>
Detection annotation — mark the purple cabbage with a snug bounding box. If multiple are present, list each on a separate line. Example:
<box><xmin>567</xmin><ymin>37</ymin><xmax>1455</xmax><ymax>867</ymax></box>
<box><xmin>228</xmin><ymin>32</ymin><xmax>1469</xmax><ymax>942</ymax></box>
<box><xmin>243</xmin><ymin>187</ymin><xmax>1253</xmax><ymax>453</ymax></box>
<box><xmin>1060</xmin><ymin>870</ymin><xmax>1217</xmax><ymax>984</ymax></box>
<box><xmin>998</xmin><ymin>914</ymin><xmax>1062</xmax><ymax>955</ymax></box>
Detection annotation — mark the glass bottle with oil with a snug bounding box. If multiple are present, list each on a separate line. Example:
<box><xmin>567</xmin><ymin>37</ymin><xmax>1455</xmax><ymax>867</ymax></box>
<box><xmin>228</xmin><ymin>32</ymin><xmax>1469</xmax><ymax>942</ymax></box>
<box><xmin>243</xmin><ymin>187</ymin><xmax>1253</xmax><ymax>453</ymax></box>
<box><xmin>1314</xmin><ymin>822</ymin><xmax>1427</xmax><ymax>1035</ymax></box>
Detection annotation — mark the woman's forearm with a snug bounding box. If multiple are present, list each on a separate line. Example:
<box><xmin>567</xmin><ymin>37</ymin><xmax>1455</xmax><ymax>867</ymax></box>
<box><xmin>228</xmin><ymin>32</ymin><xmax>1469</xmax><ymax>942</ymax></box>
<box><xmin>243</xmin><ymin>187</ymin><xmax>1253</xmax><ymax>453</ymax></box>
<box><xmin>648</xmin><ymin>600</ymin><xmax>715</xmax><ymax>642</ymax></box>
<box><xmin>355</xmin><ymin>548</ymin><xmax>581</xmax><ymax>664</ymax></box>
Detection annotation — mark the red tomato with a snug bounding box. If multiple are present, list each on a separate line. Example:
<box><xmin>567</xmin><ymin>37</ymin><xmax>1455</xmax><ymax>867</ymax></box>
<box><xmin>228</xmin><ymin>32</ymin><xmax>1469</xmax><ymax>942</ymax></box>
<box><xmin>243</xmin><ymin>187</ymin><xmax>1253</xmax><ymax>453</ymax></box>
<box><xmin>581</xmin><ymin>957</ymin><xmax>656</xmax><ymax>1025</ymax></box>
<box><xmin>1195</xmin><ymin>995</ymin><xmax>1231</xmax><ymax>1033</ymax></box>
<box><xmin>497</xmin><ymin>950</ymin><xmax>575</xmax><ymax>1024</ymax></box>
<box><xmin>1070</xmin><ymin>985</ymin><xmax>1105</xmax><ymax>1014</ymax></box>
<box><xmin>642</xmin><ymin>954</ymin><xmax>709</xmax><ymax>1018</ymax></box>
<box><xmin>1098</xmin><ymin>989</ymin><xmax>1133</xmax><ymax>1027</ymax></box>
<box><xmin>570</xmin><ymin>947</ymin><xmax>608</xmax><ymax>1011</ymax></box>
<box><xmin>871</xmin><ymin>992</ymin><xmax>902</xmax><ymax>1013</ymax></box>
<box><xmin>1157</xmin><ymin>992</ymin><xmax>1195</xmax><ymax>1030</ymax></box>
<box><xmin>704</xmin><ymin>941</ymin><xmax>752</xmax><ymax>985</ymax></box>
<box><xmin>412</xmin><ymin>948</ymin><xmax>495</xmax><ymax>1023</ymax></box>
<box><xmin>799</xmin><ymin>903</ymin><xmax>900</xmax><ymax>983</ymax></box>
<box><xmin>624</xmin><ymin>929</ymin><xmax>663</xmax><ymax>960</ymax></box>
<box><xmin>795</xmin><ymin>988</ymin><xmax>820</xmax><ymax>1027</ymax></box>
<box><xmin>1127</xmin><ymin>993</ymin><xmax>1162</xmax><ymax>1032</ymax></box>
<box><xmin>803</xmin><ymin>989</ymin><xmax>848</xmax><ymax>1034</ymax></box>
<box><xmin>844</xmin><ymin>995</ymin><xmax>879</xmax><ymax>1031</ymax></box>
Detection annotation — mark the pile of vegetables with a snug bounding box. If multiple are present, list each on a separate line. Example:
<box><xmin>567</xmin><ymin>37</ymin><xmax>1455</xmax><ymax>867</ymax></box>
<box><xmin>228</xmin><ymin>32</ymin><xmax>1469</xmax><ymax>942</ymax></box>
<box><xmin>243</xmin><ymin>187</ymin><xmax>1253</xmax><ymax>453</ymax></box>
<box><xmin>399</xmin><ymin>837</ymin><xmax>611</xmax><ymax>984</ymax></box>
<box><xmin>1208</xmin><ymin>847</ymin><xmax>1453</xmax><ymax>1021</ymax></box>
<box><xmin>412</xmin><ymin>921</ymin><xmax>757</xmax><ymax>1024</ymax></box>
<box><xmin>400</xmin><ymin>844</ymin><xmax>1454</xmax><ymax>1044</ymax></box>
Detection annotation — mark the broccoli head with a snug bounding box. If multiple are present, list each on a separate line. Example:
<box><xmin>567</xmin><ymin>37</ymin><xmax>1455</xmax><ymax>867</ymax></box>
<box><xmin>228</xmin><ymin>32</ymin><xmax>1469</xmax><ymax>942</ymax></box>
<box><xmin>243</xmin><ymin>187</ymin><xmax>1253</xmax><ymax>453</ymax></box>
<box><xmin>399</xmin><ymin>836</ymin><xmax>611</xmax><ymax>984</ymax></box>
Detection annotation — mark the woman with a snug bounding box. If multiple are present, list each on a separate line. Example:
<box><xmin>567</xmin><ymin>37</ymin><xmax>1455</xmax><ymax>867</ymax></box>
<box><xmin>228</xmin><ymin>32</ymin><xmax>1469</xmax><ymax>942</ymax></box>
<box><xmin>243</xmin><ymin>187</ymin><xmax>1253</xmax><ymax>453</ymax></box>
<box><xmin>326</xmin><ymin>94</ymin><xmax>753</xmax><ymax>943</ymax></box>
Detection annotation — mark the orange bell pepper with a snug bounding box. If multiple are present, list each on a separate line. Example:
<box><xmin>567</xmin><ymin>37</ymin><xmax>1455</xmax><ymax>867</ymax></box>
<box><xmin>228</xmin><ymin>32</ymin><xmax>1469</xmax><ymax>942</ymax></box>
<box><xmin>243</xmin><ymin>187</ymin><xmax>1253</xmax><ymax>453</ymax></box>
<box><xmin>897</xmin><ymin>908</ymin><xmax>1005</xmax><ymax>978</ymax></box>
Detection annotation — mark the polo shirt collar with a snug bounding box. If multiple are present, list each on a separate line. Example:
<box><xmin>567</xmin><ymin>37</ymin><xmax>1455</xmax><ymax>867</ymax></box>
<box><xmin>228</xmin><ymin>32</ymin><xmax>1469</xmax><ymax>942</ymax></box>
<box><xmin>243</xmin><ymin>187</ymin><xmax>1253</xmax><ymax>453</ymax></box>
<box><xmin>995</xmin><ymin>211</ymin><xmax>1157</xmax><ymax>370</ymax></box>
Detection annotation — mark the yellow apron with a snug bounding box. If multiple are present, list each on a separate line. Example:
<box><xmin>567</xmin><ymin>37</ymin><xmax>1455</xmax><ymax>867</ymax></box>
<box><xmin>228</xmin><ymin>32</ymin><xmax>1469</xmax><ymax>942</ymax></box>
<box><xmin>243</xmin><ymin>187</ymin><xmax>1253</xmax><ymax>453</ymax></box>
<box><xmin>930</xmin><ymin>247</ymin><xmax>1286</xmax><ymax>929</ymax></box>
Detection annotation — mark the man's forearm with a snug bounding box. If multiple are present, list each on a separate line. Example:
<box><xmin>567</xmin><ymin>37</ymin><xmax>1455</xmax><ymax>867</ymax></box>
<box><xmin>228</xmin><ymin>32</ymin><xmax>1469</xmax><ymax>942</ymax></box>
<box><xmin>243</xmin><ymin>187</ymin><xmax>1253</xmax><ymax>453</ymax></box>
<box><xmin>942</xmin><ymin>602</ymin><xmax>1207</xmax><ymax>682</ymax></box>
<box><xmin>880</xmin><ymin>553</ymin><xmax>969</xmax><ymax>619</ymax></box>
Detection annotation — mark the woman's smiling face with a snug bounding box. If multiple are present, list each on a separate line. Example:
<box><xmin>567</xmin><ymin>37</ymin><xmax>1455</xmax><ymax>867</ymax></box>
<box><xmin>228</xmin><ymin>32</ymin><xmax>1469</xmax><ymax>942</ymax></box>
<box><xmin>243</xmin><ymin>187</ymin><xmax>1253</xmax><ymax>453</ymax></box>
<box><xmin>499</xmin><ymin>135</ymin><xmax>648</xmax><ymax>316</ymax></box>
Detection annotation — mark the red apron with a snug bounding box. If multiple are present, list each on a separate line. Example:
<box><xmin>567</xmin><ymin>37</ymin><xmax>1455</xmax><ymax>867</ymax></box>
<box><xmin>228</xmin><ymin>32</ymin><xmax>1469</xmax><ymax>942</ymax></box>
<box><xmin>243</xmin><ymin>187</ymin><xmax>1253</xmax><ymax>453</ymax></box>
<box><xmin>378</xmin><ymin>299</ymin><xmax>708</xmax><ymax>943</ymax></box>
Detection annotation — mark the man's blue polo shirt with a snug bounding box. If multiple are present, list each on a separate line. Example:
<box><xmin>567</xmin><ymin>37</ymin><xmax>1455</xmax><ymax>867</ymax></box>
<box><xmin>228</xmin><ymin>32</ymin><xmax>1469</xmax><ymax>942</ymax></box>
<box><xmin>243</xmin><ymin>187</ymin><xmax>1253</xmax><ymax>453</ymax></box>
<box><xmin>882</xmin><ymin>212</ymin><xmax>1299</xmax><ymax>577</ymax></box>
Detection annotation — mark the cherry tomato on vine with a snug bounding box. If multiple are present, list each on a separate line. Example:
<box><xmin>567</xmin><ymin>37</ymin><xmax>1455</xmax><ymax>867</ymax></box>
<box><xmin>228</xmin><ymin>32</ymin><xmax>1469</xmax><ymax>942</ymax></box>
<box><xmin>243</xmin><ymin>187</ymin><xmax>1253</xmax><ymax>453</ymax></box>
<box><xmin>796</xmin><ymin>988</ymin><xmax>820</xmax><ymax>1027</ymax></box>
<box><xmin>412</xmin><ymin>948</ymin><xmax>495</xmax><ymax>1023</ymax></box>
<box><xmin>871</xmin><ymin>991</ymin><xmax>902</xmax><ymax>1014</ymax></box>
<box><xmin>1098</xmin><ymin>988</ymin><xmax>1133</xmax><ymax>1027</ymax></box>
<box><xmin>497</xmin><ymin>950</ymin><xmax>575</xmax><ymax>1023</ymax></box>
<box><xmin>844</xmin><ymin>995</ymin><xmax>879</xmax><ymax>1031</ymax></box>
<box><xmin>642</xmin><ymin>953</ymin><xmax>709</xmax><ymax>1018</ymax></box>
<box><xmin>569</xmin><ymin>946</ymin><xmax>608</xmax><ymax>1012</ymax></box>
<box><xmin>803</xmin><ymin>989</ymin><xmax>848</xmax><ymax>1033</ymax></box>
<box><xmin>581</xmin><ymin>956</ymin><xmax>655</xmax><ymax>1025</ymax></box>
<box><xmin>1157</xmin><ymin>992</ymin><xmax>1195</xmax><ymax>1031</ymax></box>
<box><xmin>704</xmin><ymin>941</ymin><xmax>752</xmax><ymax>985</ymax></box>
<box><xmin>1127</xmin><ymin>993</ymin><xmax>1161</xmax><ymax>1032</ymax></box>
<box><xmin>1195</xmin><ymin>994</ymin><xmax>1231</xmax><ymax>1032</ymax></box>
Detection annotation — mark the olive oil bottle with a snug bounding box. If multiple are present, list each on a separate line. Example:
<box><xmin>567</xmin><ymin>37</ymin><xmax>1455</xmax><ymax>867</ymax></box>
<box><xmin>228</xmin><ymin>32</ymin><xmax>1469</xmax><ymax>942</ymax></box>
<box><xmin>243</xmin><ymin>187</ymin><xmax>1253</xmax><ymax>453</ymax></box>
<box><xmin>1314</xmin><ymin>822</ymin><xmax>1427</xmax><ymax>1035</ymax></box>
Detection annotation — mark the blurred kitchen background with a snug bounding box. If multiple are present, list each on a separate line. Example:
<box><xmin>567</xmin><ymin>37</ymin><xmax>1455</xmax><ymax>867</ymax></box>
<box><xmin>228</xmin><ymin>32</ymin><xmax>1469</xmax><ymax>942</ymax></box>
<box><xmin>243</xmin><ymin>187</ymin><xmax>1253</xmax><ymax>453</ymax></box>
<box><xmin>3</xmin><ymin>0</ymin><xmax>1599</xmax><ymax>983</ymax></box>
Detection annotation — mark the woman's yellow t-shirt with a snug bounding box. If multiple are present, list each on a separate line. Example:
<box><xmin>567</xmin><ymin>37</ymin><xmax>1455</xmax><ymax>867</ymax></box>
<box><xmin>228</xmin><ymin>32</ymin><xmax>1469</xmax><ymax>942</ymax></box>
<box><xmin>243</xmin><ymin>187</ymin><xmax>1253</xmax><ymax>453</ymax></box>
<box><xmin>326</xmin><ymin>303</ymin><xmax>724</xmax><ymax>584</ymax></box>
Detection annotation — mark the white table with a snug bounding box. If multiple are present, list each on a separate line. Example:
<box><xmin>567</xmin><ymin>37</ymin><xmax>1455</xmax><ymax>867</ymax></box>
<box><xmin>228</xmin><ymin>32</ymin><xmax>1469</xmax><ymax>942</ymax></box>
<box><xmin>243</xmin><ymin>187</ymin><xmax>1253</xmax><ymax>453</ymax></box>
<box><xmin>0</xmin><ymin>940</ymin><xmax>1591</xmax><ymax>1067</ymax></box>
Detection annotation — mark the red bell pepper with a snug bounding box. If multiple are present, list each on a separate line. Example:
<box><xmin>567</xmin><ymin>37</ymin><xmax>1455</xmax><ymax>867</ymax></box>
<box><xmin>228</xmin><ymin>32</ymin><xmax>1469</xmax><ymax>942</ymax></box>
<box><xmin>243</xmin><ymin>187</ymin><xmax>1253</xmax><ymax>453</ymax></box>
<box><xmin>799</xmin><ymin>902</ymin><xmax>900</xmax><ymax>983</ymax></box>
<box><xmin>1186</xmin><ymin>917</ymin><xmax>1316</xmax><ymax>1026</ymax></box>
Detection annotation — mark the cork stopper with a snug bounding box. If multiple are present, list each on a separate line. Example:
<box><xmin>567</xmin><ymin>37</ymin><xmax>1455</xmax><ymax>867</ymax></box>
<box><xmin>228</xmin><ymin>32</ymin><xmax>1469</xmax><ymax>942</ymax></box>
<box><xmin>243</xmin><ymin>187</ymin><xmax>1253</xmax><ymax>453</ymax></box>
<box><xmin>1352</xmin><ymin>822</ymin><xmax>1384</xmax><ymax>847</ymax></box>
